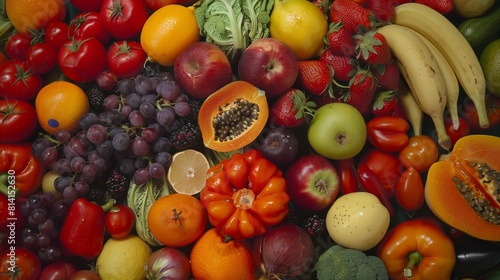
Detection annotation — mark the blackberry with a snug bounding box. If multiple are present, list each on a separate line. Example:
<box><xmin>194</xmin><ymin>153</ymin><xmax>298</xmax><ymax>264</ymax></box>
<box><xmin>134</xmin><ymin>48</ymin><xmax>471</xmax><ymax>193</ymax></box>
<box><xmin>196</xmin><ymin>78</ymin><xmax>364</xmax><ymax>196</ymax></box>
<box><xmin>168</xmin><ymin>121</ymin><xmax>203</xmax><ymax>151</ymax></box>
<box><xmin>105</xmin><ymin>169</ymin><xmax>129</xmax><ymax>203</ymax></box>
<box><xmin>187</xmin><ymin>98</ymin><xmax>203</xmax><ymax>122</ymax></box>
<box><xmin>302</xmin><ymin>214</ymin><xmax>326</xmax><ymax>237</ymax></box>
<box><xmin>142</xmin><ymin>61</ymin><xmax>164</xmax><ymax>77</ymax></box>
<box><xmin>85</xmin><ymin>184</ymin><xmax>107</xmax><ymax>205</ymax></box>
<box><xmin>84</xmin><ymin>82</ymin><xmax>106</xmax><ymax>112</ymax></box>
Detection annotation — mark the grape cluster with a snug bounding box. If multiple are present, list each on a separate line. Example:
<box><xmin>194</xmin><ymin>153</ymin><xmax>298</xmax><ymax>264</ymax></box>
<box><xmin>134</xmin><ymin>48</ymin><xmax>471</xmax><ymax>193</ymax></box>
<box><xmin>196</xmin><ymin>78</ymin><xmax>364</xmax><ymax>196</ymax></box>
<box><xmin>19</xmin><ymin>192</ymin><xmax>70</xmax><ymax>263</ymax></box>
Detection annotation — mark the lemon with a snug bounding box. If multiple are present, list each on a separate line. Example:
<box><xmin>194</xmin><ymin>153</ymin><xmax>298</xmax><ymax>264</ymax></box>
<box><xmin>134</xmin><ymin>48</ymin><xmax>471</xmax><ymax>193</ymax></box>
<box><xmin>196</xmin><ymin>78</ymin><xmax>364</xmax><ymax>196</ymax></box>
<box><xmin>167</xmin><ymin>149</ymin><xmax>210</xmax><ymax>195</ymax></box>
<box><xmin>140</xmin><ymin>5</ymin><xmax>200</xmax><ymax>67</ymax></box>
<box><xmin>269</xmin><ymin>0</ymin><xmax>328</xmax><ymax>60</ymax></box>
<box><xmin>480</xmin><ymin>39</ymin><xmax>500</xmax><ymax>97</ymax></box>
<box><xmin>96</xmin><ymin>235</ymin><xmax>152</xmax><ymax>280</ymax></box>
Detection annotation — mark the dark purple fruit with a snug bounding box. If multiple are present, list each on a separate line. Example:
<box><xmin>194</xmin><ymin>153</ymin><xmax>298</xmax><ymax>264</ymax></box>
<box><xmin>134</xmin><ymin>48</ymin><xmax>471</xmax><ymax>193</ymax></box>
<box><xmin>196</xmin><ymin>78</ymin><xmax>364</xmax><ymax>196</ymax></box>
<box><xmin>253</xmin><ymin>126</ymin><xmax>299</xmax><ymax>166</ymax></box>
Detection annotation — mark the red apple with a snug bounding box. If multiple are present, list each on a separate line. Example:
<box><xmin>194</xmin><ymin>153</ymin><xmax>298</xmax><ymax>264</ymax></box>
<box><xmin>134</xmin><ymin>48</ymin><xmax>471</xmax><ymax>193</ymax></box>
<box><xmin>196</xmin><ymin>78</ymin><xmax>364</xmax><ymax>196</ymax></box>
<box><xmin>285</xmin><ymin>154</ymin><xmax>340</xmax><ymax>211</ymax></box>
<box><xmin>237</xmin><ymin>38</ymin><xmax>299</xmax><ymax>98</ymax></box>
<box><xmin>173</xmin><ymin>42</ymin><xmax>233</xmax><ymax>100</ymax></box>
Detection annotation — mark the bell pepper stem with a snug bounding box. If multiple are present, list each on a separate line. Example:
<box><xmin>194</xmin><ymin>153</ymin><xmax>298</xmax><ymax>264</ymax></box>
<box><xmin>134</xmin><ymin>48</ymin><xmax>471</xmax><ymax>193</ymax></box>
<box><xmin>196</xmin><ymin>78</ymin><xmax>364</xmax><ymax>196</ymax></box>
<box><xmin>0</xmin><ymin>173</ymin><xmax>16</xmax><ymax>197</ymax></box>
<box><xmin>404</xmin><ymin>251</ymin><xmax>423</xmax><ymax>279</ymax></box>
<box><xmin>101</xmin><ymin>198</ymin><xmax>116</xmax><ymax>212</ymax></box>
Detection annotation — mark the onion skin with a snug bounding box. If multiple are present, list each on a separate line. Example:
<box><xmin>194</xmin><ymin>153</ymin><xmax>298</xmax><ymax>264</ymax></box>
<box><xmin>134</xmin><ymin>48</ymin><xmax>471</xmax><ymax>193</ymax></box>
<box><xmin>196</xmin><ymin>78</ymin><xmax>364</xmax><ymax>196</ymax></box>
<box><xmin>253</xmin><ymin>223</ymin><xmax>315</xmax><ymax>278</ymax></box>
<box><xmin>145</xmin><ymin>247</ymin><xmax>191</xmax><ymax>280</ymax></box>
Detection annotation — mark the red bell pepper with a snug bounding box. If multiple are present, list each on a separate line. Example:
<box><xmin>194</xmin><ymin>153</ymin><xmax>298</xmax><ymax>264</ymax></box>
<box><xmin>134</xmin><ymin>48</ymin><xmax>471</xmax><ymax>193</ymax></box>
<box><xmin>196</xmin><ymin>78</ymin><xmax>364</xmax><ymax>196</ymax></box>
<box><xmin>378</xmin><ymin>219</ymin><xmax>456</xmax><ymax>280</ymax></box>
<box><xmin>336</xmin><ymin>158</ymin><xmax>358</xmax><ymax>195</ymax></box>
<box><xmin>59</xmin><ymin>198</ymin><xmax>107</xmax><ymax>260</ymax></box>
<box><xmin>357</xmin><ymin>164</ymin><xmax>394</xmax><ymax>216</ymax></box>
<box><xmin>394</xmin><ymin>167</ymin><xmax>425</xmax><ymax>212</ymax></box>
<box><xmin>200</xmin><ymin>149</ymin><xmax>290</xmax><ymax>240</ymax></box>
<box><xmin>367</xmin><ymin>116</ymin><xmax>410</xmax><ymax>153</ymax></box>
<box><xmin>358</xmin><ymin>148</ymin><xmax>403</xmax><ymax>197</ymax></box>
<box><xmin>0</xmin><ymin>143</ymin><xmax>45</xmax><ymax>197</ymax></box>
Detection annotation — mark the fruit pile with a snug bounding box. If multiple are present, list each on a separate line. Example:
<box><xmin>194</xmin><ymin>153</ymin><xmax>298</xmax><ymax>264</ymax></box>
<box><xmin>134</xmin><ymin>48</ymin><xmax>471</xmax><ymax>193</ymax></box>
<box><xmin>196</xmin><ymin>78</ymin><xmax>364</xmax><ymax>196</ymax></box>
<box><xmin>1</xmin><ymin>0</ymin><xmax>500</xmax><ymax>279</ymax></box>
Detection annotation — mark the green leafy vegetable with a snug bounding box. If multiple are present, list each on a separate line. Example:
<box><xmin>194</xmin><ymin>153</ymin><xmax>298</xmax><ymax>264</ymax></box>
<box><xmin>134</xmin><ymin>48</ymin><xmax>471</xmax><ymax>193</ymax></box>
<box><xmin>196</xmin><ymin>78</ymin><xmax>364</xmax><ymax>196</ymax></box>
<box><xmin>0</xmin><ymin>0</ymin><xmax>14</xmax><ymax>51</ymax></box>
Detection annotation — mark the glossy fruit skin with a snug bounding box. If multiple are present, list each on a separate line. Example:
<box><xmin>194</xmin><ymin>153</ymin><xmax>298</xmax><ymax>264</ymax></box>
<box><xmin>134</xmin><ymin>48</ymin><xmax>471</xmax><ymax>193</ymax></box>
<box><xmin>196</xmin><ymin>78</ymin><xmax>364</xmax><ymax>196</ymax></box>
<box><xmin>366</xmin><ymin>116</ymin><xmax>410</xmax><ymax>153</ymax></box>
<box><xmin>105</xmin><ymin>205</ymin><xmax>136</xmax><ymax>239</ymax></box>
<box><xmin>0</xmin><ymin>60</ymin><xmax>43</xmax><ymax>101</ymax></box>
<box><xmin>70</xmin><ymin>0</ymin><xmax>103</xmax><ymax>12</ymax></box>
<box><xmin>57</xmin><ymin>37</ymin><xmax>107</xmax><ymax>83</ymax></box>
<box><xmin>445</xmin><ymin>116</ymin><xmax>470</xmax><ymax>147</ymax></box>
<box><xmin>69</xmin><ymin>270</ymin><xmax>101</xmax><ymax>280</ymax></box>
<box><xmin>0</xmin><ymin>247</ymin><xmax>42</xmax><ymax>280</ymax></box>
<box><xmin>39</xmin><ymin>261</ymin><xmax>78</xmax><ymax>280</ymax></box>
<box><xmin>398</xmin><ymin>135</ymin><xmax>439</xmax><ymax>172</ymax></box>
<box><xmin>43</xmin><ymin>21</ymin><xmax>70</xmax><ymax>50</ymax></box>
<box><xmin>4</xmin><ymin>33</ymin><xmax>32</xmax><ymax>60</ymax></box>
<box><xmin>358</xmin><ymin>148</ymin><xmax>402</xmax><ymax>198</ymax></box>
<box><xmin>5</xmin><ymin>0</ymin><xmax>66</xmax><ymax>34</ymax></box>
<box><xmin>252</xmin><ymin>126</ymin><xmax>299</xmax><ymax>167</ymax></box>
<box><xmin>107</xmin><ymin>40</ymin><xmax>147</xmax><ymax>79</ymax></box>
<box><xmin>100</xmin><ymin>0</ymin><xmax>149</xmax><ymax>40</ymax></box>
<box><xmin>25</xmin><ymin>42</ymin><xmax>58</xmax><ymax>74</ymax></box>
<box><xmin>0</xmin><ymin>99</ymin><xmax>38</xmax><ymax>143</ymax></box>
<box><xmin>69</xmin><ymin>11</ymin><xmax>110</xmax><ymax>45</ymax></box>
<box><xmin>395</xmin><ymin>166</ymin><xmax>425</xmax><ymax>211</ymax></box>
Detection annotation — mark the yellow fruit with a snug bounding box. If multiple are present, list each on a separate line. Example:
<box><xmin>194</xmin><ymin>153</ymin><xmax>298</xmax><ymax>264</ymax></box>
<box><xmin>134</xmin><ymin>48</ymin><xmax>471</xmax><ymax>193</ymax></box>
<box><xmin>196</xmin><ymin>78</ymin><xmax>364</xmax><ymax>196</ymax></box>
<box><xmin>96</xmin><ymin>235</ymin><xmax>152</xmax><ymax>280</ymax></box>
<box><xmin>35</xmin><ymin>81</ymin><xmax>89</xmax><ymax>135</ymax></box>
<box><xmin>480</xmin><ymin>39</ymin><xmax>500</xmax><ymax>97</ymax></box>
<box><xmin>140</xmin><ymin>4</ymin><xmax>200</xmax><ymax>67</ymax></box>
<box><xmin>453</xmin><ymin>0</ymin><xmax>494</xmax><ymax>18</ymax></box>
<box><xmin>6</xmin><ymin>0</ymin><xmax>66</xmax><ymax>34</ymax></box>
<box><xmin>41</xmin><ymin>171</ymin><xmax>63</xmax><ymax>200</ymax></box>
<box><xmin>167</xmin><ymin>149</ymin><xmax>210</xmax><ymax>195</ymax></box>
<box><xmin>269</xmin><ymin>0</ymin><xmax>328</xmax><ymax>60</ymax></box>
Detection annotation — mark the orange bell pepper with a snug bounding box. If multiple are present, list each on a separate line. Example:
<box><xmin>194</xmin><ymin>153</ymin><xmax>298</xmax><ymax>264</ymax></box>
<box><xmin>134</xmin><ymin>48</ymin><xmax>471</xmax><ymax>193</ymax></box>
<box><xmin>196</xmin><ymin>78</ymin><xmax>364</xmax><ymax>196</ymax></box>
<box><xmin>199</xmin><ymin>149</ymin><xmax>289</xmax><ymax>240</ymax></box>
<box><xmin>377</xmin><ymin>219</ymin><xmax>456</xmax><ymax>280</ymax></box>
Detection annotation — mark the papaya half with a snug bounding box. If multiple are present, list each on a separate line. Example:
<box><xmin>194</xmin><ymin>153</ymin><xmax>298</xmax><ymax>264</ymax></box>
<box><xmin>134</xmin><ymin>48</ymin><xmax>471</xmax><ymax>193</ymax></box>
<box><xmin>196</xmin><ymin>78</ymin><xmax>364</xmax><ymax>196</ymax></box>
<box><xmin>198</xmin><ymin>81</ymin><xmax>268</xmax><ymax>152</ymax></box>
<box><xmin>425</xmin><ymin>134</ymin><xmax>500</xmax><ymax>241</ymax></box>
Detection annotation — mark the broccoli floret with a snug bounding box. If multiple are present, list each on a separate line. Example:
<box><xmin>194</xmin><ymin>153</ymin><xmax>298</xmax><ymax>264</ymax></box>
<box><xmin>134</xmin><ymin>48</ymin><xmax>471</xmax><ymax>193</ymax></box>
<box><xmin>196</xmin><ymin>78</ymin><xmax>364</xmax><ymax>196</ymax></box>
<box><xmin>316</xmin><ymin>245</ymin><xmax>388</xmax><ymax>280</ymax></box>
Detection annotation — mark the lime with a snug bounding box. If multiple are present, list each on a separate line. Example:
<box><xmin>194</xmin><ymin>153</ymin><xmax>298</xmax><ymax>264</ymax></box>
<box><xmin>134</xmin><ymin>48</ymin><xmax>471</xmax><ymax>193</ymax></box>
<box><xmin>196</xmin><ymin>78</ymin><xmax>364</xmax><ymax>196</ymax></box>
<box><xmin>480</xmin><ymin>38</ymin><xmax>500</xmax><ymax>97</ymax></box>
<box><xmin>167</xmin><ymin>149</ymin><xmax>210</xmax><ymax>195</ymax></box>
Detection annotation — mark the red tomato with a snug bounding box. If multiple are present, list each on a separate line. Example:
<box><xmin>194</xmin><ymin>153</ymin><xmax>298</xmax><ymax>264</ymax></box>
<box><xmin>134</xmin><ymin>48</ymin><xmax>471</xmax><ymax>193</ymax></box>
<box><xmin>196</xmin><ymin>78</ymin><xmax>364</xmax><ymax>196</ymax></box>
<box><xmin>69</xmin><ymin>12</ymin><xmax>111</xmax><ymax>45</ymax></box>
<box><xmin>0</xmin><ymin>53</ymin><xmax>8</xmax><ymax>66</ymax></box>
<box><xmin>4</xmin><ymin>33</ymin><xmax>32</xmax><ymax>60</ymax></box>
<box><xmin>105</xmin><ymin>205</ymin><xmax>135</xmax><ymax>239</ymax></box>
<box><xmin>0</xmin><ymin>60</ymin><xmax>43</xmax><ymax>101</ymax></box>
<box><xmin>43</xmin><ymin>21</ymin><xmax>70</xmax><ymax>50</ymax></box>
<box><xmin>107</xmin><ymin>40</ymin><xmax>148</xmax><ymax>79</ymax></box>
<box><xmin>395</xmin><ymin>166</ymin><xmax>425</xmax><ymax>212</ymax></box>
<box><xmin>0</xmin><ymin>247</ymin><xmax>41</xmax><ymax>280</ymax></box>
<box><xmin>25</xmin><ymin>42</ymin><xmax>58</xmax><ymax>74</ymax></box>
<box><xmin>358</xmin><ymin>149</ymin><xmax>403</xmax><ymax>198</ymax></box>
<box><xmin>70</xmin><ymin>0</ymin><xmax>103</xmax><ymax>12</ymax></box>
<box><xmin>398</xmin><ymin>135</ymin><xmax>439</xmax><ymax>172</ymax></box>
<box><xmin>39</xmin><ymin>261</ymin><xmax>78</xmax><ymax>280</ymax></box>
<box><xmin>57</xmin><ymin>38</ymin><xmax>107</xmax><ymax>83</ymax></box>
<box><xmin>444</xmin><ymin>116</ymin><xmax>470</xmax><ymax>147</ymax></box>
<box><xmin>69</xmin><ymin>270</ymin><xmax>101</xmax><ymax>280</ymax></box>
<box><xmin>100</xmin><ymin>0</ymin><xmax>149</xmax><ymax>40</ymax></box>
<box><xmin>0</xmin><ymin>98</ymin><xmax>38</xmax><ymax>143</ymax></box>
<box><xmin>462</xmin><ymin>94</ymin><xmax>500</xmax><ymax>133</ymax></box>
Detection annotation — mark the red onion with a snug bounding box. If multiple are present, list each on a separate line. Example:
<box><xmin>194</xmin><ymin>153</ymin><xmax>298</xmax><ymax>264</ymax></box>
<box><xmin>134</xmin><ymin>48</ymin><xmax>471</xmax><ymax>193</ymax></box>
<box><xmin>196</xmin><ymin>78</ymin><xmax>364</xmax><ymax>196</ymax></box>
<box><xmin>145</xmin><ymin>247</ymin><xmax>191</xmax><ymax>280</ymax></box>
<box><xmin>253</xmin><ymin>223</ymin><xmax>315</xmax><ymax>279</ymax></box>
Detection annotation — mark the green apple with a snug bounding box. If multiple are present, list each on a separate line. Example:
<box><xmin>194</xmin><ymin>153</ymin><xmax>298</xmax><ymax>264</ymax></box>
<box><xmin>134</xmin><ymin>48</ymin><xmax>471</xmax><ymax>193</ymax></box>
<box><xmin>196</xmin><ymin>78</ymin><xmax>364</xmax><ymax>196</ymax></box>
<box><xmin>307</xmin><ymin>103</ymin><xmax>367</xmax><ymax>160</ymax></box>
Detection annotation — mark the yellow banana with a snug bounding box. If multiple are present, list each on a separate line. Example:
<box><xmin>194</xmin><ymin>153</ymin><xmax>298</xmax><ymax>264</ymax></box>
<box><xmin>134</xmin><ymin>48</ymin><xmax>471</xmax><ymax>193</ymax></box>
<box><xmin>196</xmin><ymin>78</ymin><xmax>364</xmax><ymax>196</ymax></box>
<box><xmin>397</xmin><ymin>78</ymin><xmax>423</xmax><ymax>136</ymax></box>
<box><xmin>392</xmin><ymin>2</ymin><xmax>489</xmax><ymax>129</ymax></box>
<box><xmin>377</xmin><ymin>24</ymin><xmax>451</xmax><ymax>150</ymax></box>
<box><xmin>412</xmin><ymin>30</ymin><xmax>460</xmax><ymax>130</ymax></box>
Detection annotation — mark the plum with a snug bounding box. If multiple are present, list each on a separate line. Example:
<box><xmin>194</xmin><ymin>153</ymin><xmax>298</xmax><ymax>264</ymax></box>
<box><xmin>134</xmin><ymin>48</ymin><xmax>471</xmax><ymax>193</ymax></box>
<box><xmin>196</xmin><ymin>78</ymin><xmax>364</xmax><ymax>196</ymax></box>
<box><xmin>253</xmin><ymin>126</ymin><xmax>299</xmax><ymax>166</ymax></box>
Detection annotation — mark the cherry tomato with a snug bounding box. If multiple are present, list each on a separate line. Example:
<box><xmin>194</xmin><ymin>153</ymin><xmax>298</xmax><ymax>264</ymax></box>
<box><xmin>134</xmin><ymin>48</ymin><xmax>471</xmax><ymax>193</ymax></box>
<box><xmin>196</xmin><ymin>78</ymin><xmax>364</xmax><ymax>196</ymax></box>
<box><xmin>25</xmin><ymin>42</ymin><xmax>58</xmax><ymax>74</ymax></box>
<box><xmin>0</xmin><ymin>98</ymin><xmax>38</xmax><ymax>142</ymax></box>
<box><xmin>44</xmin><ymin>21</ymin><xmax>70</xmax><ymax>50</ymax></box>
<box><xmin>0</xmin><ymin>247</ymin><xmax>41</xmax><ymax>280</ymax></box>
<box><xmin>39</xmin><ymin>261</ymin><xmax>78</xmax><ymax>280</ymax></box>
<box><xmin>70</xmin><ymin>0</ymin><xmax>103</xmax><ymax>12</ymax></box>
<box><xmin>444</xmin><ymin>116</ymin><xmax>470</xmax><ymax>147</ymax></box>
<box><xmin>4</xmin><ymin>33</ymin><xmax>32</xmax><ymax>60</ymax></box>
<box><xmin>69</xmin><ymin>270</ymin><xmax>101</xmax><ymax>280</ymax></box>
<box><xmin>69</xmin><ymin>12</ymin><xmax>111</xmax><ymax>45</ymax></box>
<box><xmin>57</xmin><ymin>37</ymin><xmax>107</xmax><ymax>83</ymax></box>
<box><xmin>395</xmin><ymin>166</ymin><xmax>425</xmax><ymax>212</ymax></box>
<box><xmin>398</xmin><ymin>135</ymin><xmax>439</xmax><ymax>172</ymax></box>
<box><xmin>358</xmin><ymin>148</ymin><xmax>402</xmax><ymax>198</ymax></box>
<box><xmin>107</xmin><ymin>40</ymin><xmax>148</xmax><ymax>79</ymax></box>
<box><xmin>105</xmin><ymin>204</ymin><xmax>135</xmax><ymax>239</ymax></box>
<box><xmin>100</xmin><ymin>0</ymin><xmax>149</xmax><ymax>40</ymax></box>
<box><xmin>462</xmin><ymin>94</ymin><xmax>500</xmax><ymax>133</ymax></box>
<box><xmin>0</xmin><ymin>60</ymin><xmax>43</xmax><ymax>101</ymax></box>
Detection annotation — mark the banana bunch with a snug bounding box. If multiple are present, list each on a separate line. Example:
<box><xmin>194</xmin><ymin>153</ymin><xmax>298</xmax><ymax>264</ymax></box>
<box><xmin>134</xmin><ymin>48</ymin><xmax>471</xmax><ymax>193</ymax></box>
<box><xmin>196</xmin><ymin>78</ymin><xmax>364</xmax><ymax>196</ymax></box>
<box><xmin>379</xmin><ymin>3</ymin><xmax>489</xmax><ymax>150</ymax></box>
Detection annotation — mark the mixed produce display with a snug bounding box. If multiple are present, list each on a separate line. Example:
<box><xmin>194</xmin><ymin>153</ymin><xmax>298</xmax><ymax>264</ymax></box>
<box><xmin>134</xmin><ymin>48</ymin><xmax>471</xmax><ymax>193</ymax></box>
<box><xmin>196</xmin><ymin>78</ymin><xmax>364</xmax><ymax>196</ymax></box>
<box><xmin>1</xmin><ymin>0</ymin><xmax>500</xmax><ymax>279</ymax></box>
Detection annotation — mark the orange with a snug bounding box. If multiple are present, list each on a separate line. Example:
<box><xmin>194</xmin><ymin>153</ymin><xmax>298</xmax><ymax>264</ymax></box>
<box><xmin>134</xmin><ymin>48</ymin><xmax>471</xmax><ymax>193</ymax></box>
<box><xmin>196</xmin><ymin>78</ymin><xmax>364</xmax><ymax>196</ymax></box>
<box><xmin>6</xmin><ymin>0</ymin><xmax>66</xmax><ymax>34</ymax></box>
<box><xmin>35</xmin><ymin>81</ymin><xmax>89</xmax><ymax>135</ymax></box>
<box><xmin>147</xmin><ymin>193</ymin><xmax>207</xmax><ymax>247</ymax></box>
<box><xmin>140</xmin><ymin>4</ymin><xmax>200</xmax><ymax>67</ymax></box>
<box><xmin>190</xmin><ymin>228</ymin><xmax>256</xmax><ymax>280</ymax></box>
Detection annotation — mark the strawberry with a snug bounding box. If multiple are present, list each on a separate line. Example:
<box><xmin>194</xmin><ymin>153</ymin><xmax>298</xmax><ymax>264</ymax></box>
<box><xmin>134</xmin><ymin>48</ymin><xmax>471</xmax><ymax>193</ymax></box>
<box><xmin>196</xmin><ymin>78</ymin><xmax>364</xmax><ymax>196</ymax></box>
<box><xmin>296</xmin><ymin>60</ymin><xmax>334</xmax><ymax>96</ymax></box>
<box><xmin>345</xmin><ymin>69</ymin><xmax>377</xmax><ymax>116</ymax></box>
<box><xmin>391</xmin><ymin>0</ymin><xmax>413</xmax><ymax>5</ymax></box>
<box><xmin>372</xmin><ymin>90</ymin><xmax>397</xmax><ymax>117</ymax></box>
<box><xmin>373</xmin><ymin>61</ymin><xmax>400</xmax><ymax>91</ymax></box>
<box><xmin>325</xmin><ymin>22</ymin><xmax>356</xmax><ymax>57</ymax></box>
<box><xmin>329</xmin><ymin>0</ymin><xmax>373</xmax><ymax>33</ymax></box>
<box><xmin>311</xmin><ymin>0</ymin><xmax>330</xmax><ymax>14</ymax></box>
<box><xmin>367</xmin><ymin>0</ymin><xmax>395</xmax><ymax>23</ymax></box>
<box><xmin>414</xmin><ymin>0</ymin><xmax>453</xmax><ymax>14</ymax></box>
<box><xmin>270</xmin><ymin>88</ymin><xmax>316</xmax><ymax>127</ymax></box>
<box><xmin>354</xmin><ymin>30</ymin><xmax>392</xmax><ymax>65</ymax></box>
<box><xmin>320</xmin><ymin>48</ymin><xmax>357</xmax><ymax>83</ymax></box>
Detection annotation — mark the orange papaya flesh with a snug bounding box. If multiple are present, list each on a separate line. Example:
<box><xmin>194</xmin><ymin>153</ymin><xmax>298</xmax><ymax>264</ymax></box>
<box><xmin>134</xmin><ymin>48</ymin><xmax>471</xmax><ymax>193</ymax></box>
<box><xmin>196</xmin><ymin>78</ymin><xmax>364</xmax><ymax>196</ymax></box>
<box><xmin>425</xmin><ymin>134</ymin><xmax>500</xmax><ymax>241</ymax></box>
<box><xmin>198</xmin><ymin>81</ymin><xmax>269</xmax><ymax>152</ymax></box>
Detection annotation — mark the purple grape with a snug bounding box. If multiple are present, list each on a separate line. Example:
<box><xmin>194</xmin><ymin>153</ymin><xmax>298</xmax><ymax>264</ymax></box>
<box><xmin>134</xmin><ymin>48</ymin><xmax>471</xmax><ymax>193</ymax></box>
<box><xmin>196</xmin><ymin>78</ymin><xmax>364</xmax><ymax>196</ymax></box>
<box><xmin>38</xmin><ymin>245</ymin><xmax>62</xmax><ymax>263</ymax></box>
<box><xmin>133</xmin><ymin>168</ymin><xmax>150</xmax><ymax>185</ymax></box>
<box><xmin>117</xmin><ymin>78</ymin><xmax>135</xmax><ymax>96</ymax></box>
<box><xmin>141</xmin><ymin>94</ymin><xmax>157</xmax><ymax>105</ymax></box>
<box><xmin>31</xmin><ymin>137</ymin><xmax>52</xmax><ymax>158</ymax></box>
<box><xmin>62</xmin><ymin>186</ymin><xmax>79</xmax><ymax>203</ymax></box>
<box><xmin>130</xmin><ymin>136</ymin><xmax>150</xmax><ymax>158</ymax></box>
<box><xmin>139</xmin><ymin>101</ymin><xmax>156</xmax><ymax>119</ymax></box>
<box><xmin>38</xmin><ymin>218</ymin><xmax>54</xmax><ymax>234</ymax></box>
<box><xmin>173</xmin><ymin>101</ymin><xmax>191</xmax><ymax>117</ymax></box>
<box><xmin>149</xmin><ymin>162</ymin><xmax>165</xmax><ymax>179</ymax></box>
<box><xmin>117</xmin><ymin>158</ymin><xmax>136</xmax><ymax>176</ymax></box>
<box><xmin>129</xmin><ymin>110</ymin><xmax>145</xmax><ymax>127</ymax></box>
<box><xmin>41</xmin><ymin>146</ymin><xmax>59</xmax><ymax>166</ymax></box>
<box><xmin>96</xmin><ymin>140</ymin><xmax>114</xmax><ymax>159</ymax></box>
<box><xmin>51</xmin><ymin>158</ymin><xmax>72</xmax><ymax>175</ymax></box>
<box><xmin>51</xmin><ymin>200</ymin><xmax>70</xmax><ymax>218</ymax></box>
<box><xmin>112</xmin><ymin>132</ymin><xmax>131</xmax><ymax>151</ymax></box>
<box><xmin>156</xmin><ymin>107</ymin><xmax>175</xmax><ymax>127</ymax></box>
<box><xmin>41</xmin><ymin>193</ymin><xmax>56</xmax><ymax>208</ymax></box>
<box><xmin>155</xmin><ymin>152</ymin><xmax>173</xmax><ymax>169</ymax></box>
<box><xmin>174</xmin><ymin>93</ymin><xmax>189</xmax><ymax>103</ymax></box>
<box><xmin>54</xmin><ymin>176</ymin><xmax>72</xmax><ymax>193</ymax></box>
<box><xmin>74</xmin><ymin>181</ymin><xmax>90</xmax><ymax>196</ymax></box>
<box><xmin>36</xmin><ymin>232</ymin><xmax>51</xmax><ymax>248</ymax></box>
<box><xmin>147</xmin><ymin>123</ymin><xmax>165</xmax><ymax>137</ymax></box>
<box><xmin>109</xmin><ymin>127</ymin><xmax>127</xmax><ymax>138</ymax></box>
<box><xmin>99</xmin><ymin>110</ymin><xmax>123</xmax><ymax>126</ymax></box>
<box><xmin>78</xmin><ymin>112</ymin><xmax>100</xmax><ymax>131</ymax></box>
<box><xmin>156</xmin><ymin>80</ymin><xmax>181</xmax><ymax>100</ymax></box>
<box><xmin>82</xmin><ymin>164</ymin><xmax>97</xmax><ymax>178</ymax></box>
<box><xmin>125</xmin><ymin>93</ymin><xmax>142</xmax><ymax>109</ymax></box>
<box><xmin>28</xmin><ymin>195</ymin><xmax>43</xmax><ymax>209</ymax></box>
<box><xmin>22</xmin><ymin>230</ymin><xmax>37</xmax><ymax>249</ymax></box>
<box><xmin>70</xmin><ymin>156</ymin><xmax>86</xmax><ymax>173</ymax></box>
<box><xmin>91</xmin><ymin>157</ymin><xmax>110</xmax><ymax>173</ymax></box>
<box><xmin>141</xmin><ymin>127</ymin><xmax>160</xmax><ymax>143</ymax></box>
<box><xmin>152</xmin><ymin>137</ymin><xmax>172</xmax><ymax>153</ymax></box>
<box><xmin>103</xmin><ymin>94</ymin><xmax>120</xmax><ymax>111</ymax></box>
<box><xmin>67</xmin><ymin>138</ymin><xmax>88</xmax><ymax>157</ymax></box>
<box><xmin>54</xmin><ymin>130</ymin><xmax>72</xmax><ymax>143</ymax></box>
<box><xmin>87</xmin><ymin>124</ymin><xmax>108</xmax><ymax>144</ymax></box>
<box><xmin>19</xmin><ymin>200</ymin><xmax>33</xmax><ymax>217</ymax></box>
<box><xmin>121</xmin><ymin>105</ymin><xmax>133</xmax><ymax>119</ymax></box>
<box><xmin>30</xmin><ymin>208</ymin><xmax>48</xmax><ymax>224</ymax></box>
<box><xmin>135</xmin><ymin>75</ymin><xmax>154</xmax><ymax>95</ymax></box>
